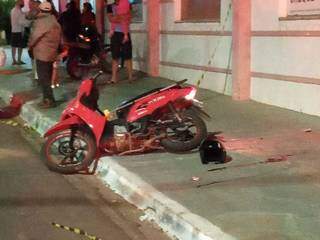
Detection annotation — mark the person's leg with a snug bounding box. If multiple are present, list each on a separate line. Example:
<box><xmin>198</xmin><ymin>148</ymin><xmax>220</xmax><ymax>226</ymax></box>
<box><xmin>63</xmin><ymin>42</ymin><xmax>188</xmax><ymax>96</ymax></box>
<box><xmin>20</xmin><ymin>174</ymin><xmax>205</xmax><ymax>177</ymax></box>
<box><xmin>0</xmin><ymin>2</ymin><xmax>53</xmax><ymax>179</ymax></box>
<box><xmin>111</xmin><ymin>59</ymin><xmax>119</xmax><ymax>83</ymax></box>
<box><xmin>33</xmin><ymin>59</ymin><xmax>39</xmax><ymax>85</ymax></box>
<box><xmin>17</xmin><ymin>47</ymin><xmax>24</xmax><ymax>64</ymax></box>
<box><xmin>36</xmin><ymin>59</ymin><xmax>56</xmax><ymax>107</ymax></box>
<box><xmin>11</xmin><ymin>47</ymin><xmax>17</xmax><ymax>64</ymax></box>
<box><xmin>125</xmin><ymin>59</ymin><xmax>133</xmax><ymax>81</ymax></box>
<box><xmin>11</xmin><ymin>33</ymin><xmax>18</xmax><ymax>64</ymax></box>
<box><xmin>122</xmin><ymin>34</ymin><xmax>133</xmax><ymax>81</ymax></box>
<box><xmin>110</xmin><ymin>32</ymin><xmax>122</xmax><ymax>83</ymax></box>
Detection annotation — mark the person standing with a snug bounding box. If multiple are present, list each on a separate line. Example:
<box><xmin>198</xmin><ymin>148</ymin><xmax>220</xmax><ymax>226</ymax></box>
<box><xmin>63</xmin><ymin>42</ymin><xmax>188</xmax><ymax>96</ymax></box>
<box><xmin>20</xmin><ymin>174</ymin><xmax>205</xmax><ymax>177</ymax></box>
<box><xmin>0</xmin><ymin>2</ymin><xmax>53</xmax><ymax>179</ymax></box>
<box><xmin>10</xmin><ymin>0</ymin><xmax>29</xmax><ymax>65</ymax></box>
<box><xmin>81</xmin><ymin>2</ymin><xmax>96</xmax><ymax>27</ymax></box>
<box><xmin>58</xmin><ymin>0</ymin><xmax>81</xmax><ymax>43</ymax></box>
<box><xmin>28</xmin><ymin>1</ymin><xmax>61</xmax><ymax>109</ymax></box>
<box><xmin>107</xmin><ymin>0</ymin><xmax>133</xmax><ymax>83</ymax></box>
<box><xmin>108</xmin><ymin>0</ymin><xmax>130</xmax><ymax>43</ymax></box>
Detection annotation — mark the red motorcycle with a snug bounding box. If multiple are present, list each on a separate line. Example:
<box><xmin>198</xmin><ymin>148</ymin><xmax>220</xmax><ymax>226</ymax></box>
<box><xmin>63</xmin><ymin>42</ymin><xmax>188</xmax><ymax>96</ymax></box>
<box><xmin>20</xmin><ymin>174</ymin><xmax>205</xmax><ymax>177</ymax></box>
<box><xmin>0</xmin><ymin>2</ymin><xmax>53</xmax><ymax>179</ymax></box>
<box><xmin>41</xmin><ymin>72</ymin><xmax>209</xmax><ymax>174</ymax></box>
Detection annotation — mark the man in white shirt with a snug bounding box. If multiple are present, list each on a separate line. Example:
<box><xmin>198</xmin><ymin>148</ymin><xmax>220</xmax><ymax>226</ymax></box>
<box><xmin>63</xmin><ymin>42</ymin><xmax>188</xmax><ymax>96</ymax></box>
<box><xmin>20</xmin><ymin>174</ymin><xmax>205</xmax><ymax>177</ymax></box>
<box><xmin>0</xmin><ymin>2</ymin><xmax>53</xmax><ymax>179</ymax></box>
<box><xmin>10</xmin><ymin>0</ymin><xmax>29</xmax><ymax>65</ymax></box>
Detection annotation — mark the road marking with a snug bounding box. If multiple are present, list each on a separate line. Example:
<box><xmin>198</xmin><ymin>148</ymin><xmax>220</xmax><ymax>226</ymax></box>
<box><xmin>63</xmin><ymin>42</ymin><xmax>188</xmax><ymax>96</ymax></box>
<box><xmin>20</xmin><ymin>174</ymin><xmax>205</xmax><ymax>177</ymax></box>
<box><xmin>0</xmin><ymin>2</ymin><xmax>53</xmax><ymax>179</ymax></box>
<box><xmin>51</xmin><ymin>222</ymin><xmax>102</xmax><ymax>240</ymax></box>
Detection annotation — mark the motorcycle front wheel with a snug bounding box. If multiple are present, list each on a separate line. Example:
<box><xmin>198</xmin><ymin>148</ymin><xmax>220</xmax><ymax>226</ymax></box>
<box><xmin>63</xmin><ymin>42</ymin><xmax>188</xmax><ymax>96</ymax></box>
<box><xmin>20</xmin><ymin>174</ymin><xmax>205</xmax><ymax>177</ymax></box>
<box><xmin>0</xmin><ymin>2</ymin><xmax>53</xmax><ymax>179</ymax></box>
<box><xmin>160</xmin><ymin>110</ymin><xmax>207</xmax><ymax>152</ymax></box>
<box><xmin>41</xmin><ymin>129</ymin><xmax>96</xmax><ymax>174</ymax></box>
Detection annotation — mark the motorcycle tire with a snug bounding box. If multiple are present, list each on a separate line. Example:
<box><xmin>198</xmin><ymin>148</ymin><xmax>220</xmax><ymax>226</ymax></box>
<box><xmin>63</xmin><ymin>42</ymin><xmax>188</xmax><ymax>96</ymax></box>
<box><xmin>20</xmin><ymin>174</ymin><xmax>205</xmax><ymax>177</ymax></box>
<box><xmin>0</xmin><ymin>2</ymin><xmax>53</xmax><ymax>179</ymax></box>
<box><xmin>160</xmin><ymin>110</ymin><xmax>207</xmax><ymax>152</ymax></box>
<box><xmin>66</xmin><ymin>57</ymin><xmax>83</xmax><ymax>80</ymax></box>
<box><xmin>41</xmin><ymin>129</ymin><xmax>96</xmax><ymax>174</ymax></box>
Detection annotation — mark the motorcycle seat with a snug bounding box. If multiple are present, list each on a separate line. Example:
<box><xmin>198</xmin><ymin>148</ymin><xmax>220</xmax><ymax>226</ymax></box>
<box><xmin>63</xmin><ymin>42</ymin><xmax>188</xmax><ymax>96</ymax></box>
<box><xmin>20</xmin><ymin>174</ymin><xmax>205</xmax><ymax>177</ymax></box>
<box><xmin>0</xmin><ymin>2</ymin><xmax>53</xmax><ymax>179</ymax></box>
<box><xmin>115</xmin><ymin>79</ymin><xmax>186</xmax><ymax>111</ymax></box>
<box><xmin>116</xmin><ymin>87</ymin><xmax>163</xmax><ymax>110</ymax></box>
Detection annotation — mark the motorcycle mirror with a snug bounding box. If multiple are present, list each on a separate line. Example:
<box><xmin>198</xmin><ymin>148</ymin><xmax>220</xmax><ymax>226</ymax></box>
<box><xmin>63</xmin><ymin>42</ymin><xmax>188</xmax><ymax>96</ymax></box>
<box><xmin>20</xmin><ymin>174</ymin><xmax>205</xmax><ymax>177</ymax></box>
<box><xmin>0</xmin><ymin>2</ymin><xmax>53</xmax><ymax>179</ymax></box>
<box><xmin>91</xmin><ymin>71</ymin><xmax>103</xmax><ymax>84</ymax></box>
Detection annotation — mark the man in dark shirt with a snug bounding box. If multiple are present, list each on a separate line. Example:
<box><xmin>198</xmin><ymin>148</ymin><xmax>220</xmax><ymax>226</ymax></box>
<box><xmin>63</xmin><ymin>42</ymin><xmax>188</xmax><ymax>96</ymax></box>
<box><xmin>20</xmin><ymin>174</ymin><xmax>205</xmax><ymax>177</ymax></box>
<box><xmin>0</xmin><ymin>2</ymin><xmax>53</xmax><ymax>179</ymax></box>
<box><xmin>107</xmin><ymin>0</ymin><xmax>133</xmax><ymax>83</ymax></box>
<box><xmin>58</xmin><ymin>0</ymin><xmax>81</xmax><ymax>42</ymax></box>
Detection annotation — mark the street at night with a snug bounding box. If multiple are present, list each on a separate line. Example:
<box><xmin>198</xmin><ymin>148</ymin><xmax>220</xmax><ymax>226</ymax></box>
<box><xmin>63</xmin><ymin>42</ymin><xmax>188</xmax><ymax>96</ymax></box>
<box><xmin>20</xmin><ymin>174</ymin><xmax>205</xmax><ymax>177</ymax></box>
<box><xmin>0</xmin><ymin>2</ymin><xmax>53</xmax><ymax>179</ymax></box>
<box><xmin>0</xmin><ymin>116</ymin><xmax>170</xmax><ymax>240</ymax></box>
<box><xmin>2</xmin><ymin>0</ymin><xmax>320</xmax><ymax>239</ymax></box>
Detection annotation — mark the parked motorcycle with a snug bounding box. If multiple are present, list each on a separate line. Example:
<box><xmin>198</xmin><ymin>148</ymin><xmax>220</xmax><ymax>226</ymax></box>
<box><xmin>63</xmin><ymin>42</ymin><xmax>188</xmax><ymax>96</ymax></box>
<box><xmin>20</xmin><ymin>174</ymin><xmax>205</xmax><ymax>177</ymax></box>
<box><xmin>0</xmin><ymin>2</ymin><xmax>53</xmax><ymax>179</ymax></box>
<box><xmin>41</xmin><ymin>71</ymin><xmax>209</xmax><ymax>174</ymax></box>
<box><xmin>65</xmin><ymin>26</ymin><xmax>111</xmax><ymax>79</ymax></box>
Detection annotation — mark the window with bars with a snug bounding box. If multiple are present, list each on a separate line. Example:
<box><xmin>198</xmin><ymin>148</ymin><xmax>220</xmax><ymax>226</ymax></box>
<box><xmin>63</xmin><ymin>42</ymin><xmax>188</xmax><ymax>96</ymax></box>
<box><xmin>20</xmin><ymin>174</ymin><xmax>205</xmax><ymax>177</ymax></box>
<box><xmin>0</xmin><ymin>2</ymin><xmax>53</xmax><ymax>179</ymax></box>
<box><xmin>181</xmin><ymin>0</ymin><xmax>221</xmax><ymax>22</ymax></box>
<box><xmin>279</xmin><ymin>0</ymin><xmax>320</xmax><ymax>20</ymax></box>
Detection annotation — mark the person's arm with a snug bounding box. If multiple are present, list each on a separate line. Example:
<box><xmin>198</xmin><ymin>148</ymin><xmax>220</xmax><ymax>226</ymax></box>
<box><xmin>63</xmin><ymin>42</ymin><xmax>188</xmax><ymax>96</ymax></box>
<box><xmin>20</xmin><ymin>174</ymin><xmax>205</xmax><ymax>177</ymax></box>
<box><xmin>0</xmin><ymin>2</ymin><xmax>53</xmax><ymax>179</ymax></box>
<box><xmin>19</xmin><ymin>12</ymin><xmax>31</xmax><ymax>27</ymax></box>
<box><xmin>108</xmin><ymin>12</ymin><xmax>131</xmax><ymax>25</ymax></box>
<box><xmin>106</xmin><ymin>4</ymin><xmax>123</xmax><ymax>23</ymax></box>
<box><xmin>26</xmin><ymin>7</ymin><xmax>40</xmax><ymax>20</ymax></box>
<box><xmin>28</xmin><ymin>20</ymin><xmax>47</xmax><ymax>49</ymax></box>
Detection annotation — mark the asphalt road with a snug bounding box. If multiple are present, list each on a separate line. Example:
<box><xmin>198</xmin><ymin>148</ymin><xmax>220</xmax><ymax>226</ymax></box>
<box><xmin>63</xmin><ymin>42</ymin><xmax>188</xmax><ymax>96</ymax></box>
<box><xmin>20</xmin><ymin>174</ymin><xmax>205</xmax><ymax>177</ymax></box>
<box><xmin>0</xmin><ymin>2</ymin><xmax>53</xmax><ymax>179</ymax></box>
<box><xmin>0</xmin><ymin>117</ymin><xmax>170</xmax><ymax>240</ymax></box>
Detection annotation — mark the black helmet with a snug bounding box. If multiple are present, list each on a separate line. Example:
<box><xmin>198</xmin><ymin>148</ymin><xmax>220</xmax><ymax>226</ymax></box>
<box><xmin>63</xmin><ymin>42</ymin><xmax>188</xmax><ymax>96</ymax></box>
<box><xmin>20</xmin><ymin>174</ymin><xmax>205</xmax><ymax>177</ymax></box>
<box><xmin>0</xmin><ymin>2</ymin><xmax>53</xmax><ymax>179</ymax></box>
<box><xmin>199</xmin><ymin>136</ymin><xmax>226</xmax><ymax>165</ymax></box>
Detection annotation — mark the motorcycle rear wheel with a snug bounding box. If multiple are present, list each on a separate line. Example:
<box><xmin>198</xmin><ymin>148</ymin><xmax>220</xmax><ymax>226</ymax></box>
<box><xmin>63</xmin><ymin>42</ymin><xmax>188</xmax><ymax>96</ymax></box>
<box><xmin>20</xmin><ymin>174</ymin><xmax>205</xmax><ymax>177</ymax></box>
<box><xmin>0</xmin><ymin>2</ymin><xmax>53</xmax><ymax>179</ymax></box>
<box><xmin>160</xmin><ymin>110</ymin><xmax>207</xmax><ymax>152</ymax></box>
<box><xmin>66</xmin><ymin>57</ymin><xmax>84</xmax><ymax>80</ymax></box>
<box><xmin>41</xmin><ymin>129</ymin><xmax>96</xmax><ymax>174</ymax></box>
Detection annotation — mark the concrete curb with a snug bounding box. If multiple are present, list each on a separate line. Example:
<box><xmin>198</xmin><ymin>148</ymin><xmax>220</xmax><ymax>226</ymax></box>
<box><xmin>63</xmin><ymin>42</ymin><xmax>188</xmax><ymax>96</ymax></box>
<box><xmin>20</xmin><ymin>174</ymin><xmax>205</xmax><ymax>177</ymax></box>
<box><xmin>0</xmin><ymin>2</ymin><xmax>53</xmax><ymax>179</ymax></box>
<box><xmin>0</xmin><ymin>86</ymin><xmax>235</xmax><ymax>240</ymax></box>
<box><xmin>97</xmin><ymin>158</ymin><xmax>235</xmax><ymax>240</ymax></box>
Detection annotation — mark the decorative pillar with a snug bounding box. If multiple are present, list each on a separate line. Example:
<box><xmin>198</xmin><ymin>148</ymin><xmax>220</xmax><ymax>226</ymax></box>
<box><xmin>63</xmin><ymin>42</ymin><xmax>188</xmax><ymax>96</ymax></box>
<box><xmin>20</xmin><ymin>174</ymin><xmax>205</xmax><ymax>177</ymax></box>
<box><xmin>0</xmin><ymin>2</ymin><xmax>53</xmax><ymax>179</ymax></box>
<box><xmin>232</xmin><ymin>0</ymin><xmax>251</xmax><ymax>100</ymax></box>
<box><xmin>147</xmin><ymin>0</ymin><xmax>160</xmax><ymax>76</ymax></box>
<box><xmin>95</xmin><ymin>0</ymin><xmax>105</xmax><ymax>41</ymax></box>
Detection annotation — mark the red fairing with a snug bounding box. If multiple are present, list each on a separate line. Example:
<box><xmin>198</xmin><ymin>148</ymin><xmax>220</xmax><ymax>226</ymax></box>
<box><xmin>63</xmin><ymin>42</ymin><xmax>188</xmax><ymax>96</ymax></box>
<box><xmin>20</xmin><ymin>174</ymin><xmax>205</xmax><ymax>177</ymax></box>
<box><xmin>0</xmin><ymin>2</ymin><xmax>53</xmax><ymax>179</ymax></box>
<box><xmin>44</xmin><ymin>115</ymin><xmax>84</xmax><ymax>137</ymax></box>
<box><xmin>45</xmin><ymin>78</ymin><xmax>106</xmax><ymax>144</ymax></box>
<box><xmin>77</xmin><ymin>79</ymin><xmax>93</xmax><ymax>98</ymax></box>
<box><xmin>126</xmin><ymin>86</ymin><xmax>195</xmax><ymax>122</ymax></box>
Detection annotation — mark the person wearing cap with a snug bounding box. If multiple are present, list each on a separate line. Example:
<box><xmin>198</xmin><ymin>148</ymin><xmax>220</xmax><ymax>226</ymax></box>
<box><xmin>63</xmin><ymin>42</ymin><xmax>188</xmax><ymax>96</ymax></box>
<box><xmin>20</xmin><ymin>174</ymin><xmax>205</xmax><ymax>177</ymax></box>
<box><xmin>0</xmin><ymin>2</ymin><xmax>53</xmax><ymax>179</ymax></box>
<box><xmin>26</xmin><ymin>0</ymin><xmax>41</xmax><ymax>20</ymax></box>
<box><xmin>81</xmin><ymin>2</ymin><xmax>96</xmax><ymax>27</ymax></box>
<box><xmin>28</xmin><ymin>0</ymin><xmax>61</xmax><ymax>109</ymax></box>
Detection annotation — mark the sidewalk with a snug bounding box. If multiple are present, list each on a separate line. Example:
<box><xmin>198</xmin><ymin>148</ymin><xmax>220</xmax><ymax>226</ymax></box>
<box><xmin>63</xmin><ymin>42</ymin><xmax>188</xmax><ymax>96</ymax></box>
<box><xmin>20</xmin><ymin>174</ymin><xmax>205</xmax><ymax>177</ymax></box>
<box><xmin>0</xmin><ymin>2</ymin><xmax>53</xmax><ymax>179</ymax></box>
<box><xmin>1</xmin><ymin>48</ymin><xmax>320</xmax><ymax>240</ymax></box>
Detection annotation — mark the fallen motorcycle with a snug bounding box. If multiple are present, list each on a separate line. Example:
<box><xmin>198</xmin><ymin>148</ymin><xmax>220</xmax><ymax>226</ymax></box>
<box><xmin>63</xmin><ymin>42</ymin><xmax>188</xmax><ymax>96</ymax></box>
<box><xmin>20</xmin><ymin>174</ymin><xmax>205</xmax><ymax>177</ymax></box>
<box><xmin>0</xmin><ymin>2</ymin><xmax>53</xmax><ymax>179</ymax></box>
<box><xmin>41</xmin><ymin>71</ymin><xmax>209</xmax><ymax>174</ymax></box>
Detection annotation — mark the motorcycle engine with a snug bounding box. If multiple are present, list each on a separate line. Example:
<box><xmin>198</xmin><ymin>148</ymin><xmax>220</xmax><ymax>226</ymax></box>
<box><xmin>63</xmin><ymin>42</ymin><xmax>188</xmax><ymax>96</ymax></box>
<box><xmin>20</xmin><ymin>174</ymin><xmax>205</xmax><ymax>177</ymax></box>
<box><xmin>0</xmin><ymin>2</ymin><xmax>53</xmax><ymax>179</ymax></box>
<box><xmin>114</xmin><ymin>125</ymin><xmax>129</xmax><ymax>152</ymax></box>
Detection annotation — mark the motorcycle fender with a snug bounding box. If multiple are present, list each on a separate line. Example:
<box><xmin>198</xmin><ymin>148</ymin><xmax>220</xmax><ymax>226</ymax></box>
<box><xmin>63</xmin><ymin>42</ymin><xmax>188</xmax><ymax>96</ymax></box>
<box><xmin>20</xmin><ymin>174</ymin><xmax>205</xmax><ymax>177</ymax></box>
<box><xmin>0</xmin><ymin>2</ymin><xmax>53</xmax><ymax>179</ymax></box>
<box><xmin>190</xmin><ymin>105</ymin><xmax>211</xmax><ymax>120</ymax></box>
<box><xmin>44</xmin><ymin>115</ymin><xmax>84</xmax><ymax>138</ymax></box>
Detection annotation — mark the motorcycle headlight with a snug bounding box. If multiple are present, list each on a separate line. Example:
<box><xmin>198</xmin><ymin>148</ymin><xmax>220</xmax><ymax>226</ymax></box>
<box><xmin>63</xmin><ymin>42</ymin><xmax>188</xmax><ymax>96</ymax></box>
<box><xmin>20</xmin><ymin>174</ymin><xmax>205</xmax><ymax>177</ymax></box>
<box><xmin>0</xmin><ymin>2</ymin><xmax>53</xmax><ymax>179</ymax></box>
<box><xmin>185</xmin><ymin>88</ymin><xmax>197</xmax><ymax>100</ymax></box>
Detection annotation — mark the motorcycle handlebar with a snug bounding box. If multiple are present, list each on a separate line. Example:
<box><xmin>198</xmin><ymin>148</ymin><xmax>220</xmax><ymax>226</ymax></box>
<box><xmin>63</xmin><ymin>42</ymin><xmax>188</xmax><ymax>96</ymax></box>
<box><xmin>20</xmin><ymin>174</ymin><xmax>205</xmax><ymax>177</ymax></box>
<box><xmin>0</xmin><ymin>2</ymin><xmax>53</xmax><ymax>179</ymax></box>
<box><xmin>91</xmin><ymin>71</ymin><xmax>103</xmax><ymax>84</ymax></box>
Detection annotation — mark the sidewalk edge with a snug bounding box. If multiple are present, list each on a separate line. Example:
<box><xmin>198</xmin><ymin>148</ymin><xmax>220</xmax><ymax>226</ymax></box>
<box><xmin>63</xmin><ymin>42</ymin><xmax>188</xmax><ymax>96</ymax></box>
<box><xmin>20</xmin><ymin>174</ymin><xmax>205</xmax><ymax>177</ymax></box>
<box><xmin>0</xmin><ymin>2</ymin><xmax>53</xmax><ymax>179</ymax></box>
<box><xmin>97</xmin><ymin>158</ymin><xmax>236</xmax><ymax>240</ymax></box>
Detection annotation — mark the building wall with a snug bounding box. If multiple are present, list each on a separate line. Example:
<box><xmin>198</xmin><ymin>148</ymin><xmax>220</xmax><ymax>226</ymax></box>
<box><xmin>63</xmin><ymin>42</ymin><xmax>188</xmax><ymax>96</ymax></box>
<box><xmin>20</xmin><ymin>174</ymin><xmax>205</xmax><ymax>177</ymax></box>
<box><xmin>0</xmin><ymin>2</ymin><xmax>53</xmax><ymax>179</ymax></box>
<box><xmin>251</xmin><ymin>0</ymin><xmax>320</xmax><ymax>116</ymax></box>
<box><xmin>131</xmin><ymin>3</ymin><xmax>148</xmax><ymax>72</ymax></box>
<box><xmin>129</xmin><ymin>0</ymin><xmax>233</xmax><ymax>95</ymax></box>
<box><xmin>159</xmin><ymin>0</ymin><xmax>233</xmax><ymax>95</ymax></box>
<box><xmin>128</xmin><ymin>0</ymin><xmax>320</xmax><ymax>116</ymax></box>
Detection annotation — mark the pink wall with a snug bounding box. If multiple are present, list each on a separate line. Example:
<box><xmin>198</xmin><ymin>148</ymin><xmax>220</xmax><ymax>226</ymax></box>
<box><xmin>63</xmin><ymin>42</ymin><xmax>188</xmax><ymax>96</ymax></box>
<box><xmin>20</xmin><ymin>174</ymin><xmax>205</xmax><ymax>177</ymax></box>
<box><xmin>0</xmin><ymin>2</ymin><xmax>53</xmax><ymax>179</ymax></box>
<box><xmin>147</xmin><ymin>0</ymin><xmax>160</xmax><ymax>76</ymax></box>
<box><xmin>232</xmin><ymin>0</ymin><xmax>251</xmax><ymax>100</ymax></box>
